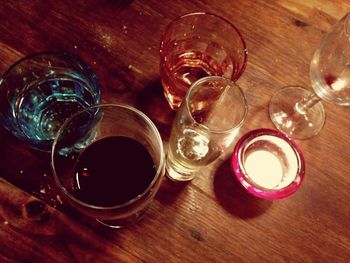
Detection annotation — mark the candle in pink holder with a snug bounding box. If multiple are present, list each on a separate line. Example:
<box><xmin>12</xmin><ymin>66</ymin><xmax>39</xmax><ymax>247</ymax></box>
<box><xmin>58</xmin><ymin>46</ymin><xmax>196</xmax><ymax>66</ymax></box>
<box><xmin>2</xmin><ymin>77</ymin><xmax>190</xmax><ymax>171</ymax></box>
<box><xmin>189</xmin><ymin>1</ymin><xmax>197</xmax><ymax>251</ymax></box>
<box><xmin>232</xmin><ymin>129</ymin><xmax>305</xmax><ymax>199</ymax></box>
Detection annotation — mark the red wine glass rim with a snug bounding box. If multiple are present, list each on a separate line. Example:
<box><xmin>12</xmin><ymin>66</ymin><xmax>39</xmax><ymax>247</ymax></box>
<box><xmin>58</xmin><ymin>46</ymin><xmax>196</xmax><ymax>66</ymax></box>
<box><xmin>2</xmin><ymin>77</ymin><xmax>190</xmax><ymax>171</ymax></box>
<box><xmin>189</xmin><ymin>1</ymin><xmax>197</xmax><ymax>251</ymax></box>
<box><xmin>51</xmin><ymin>103</ymin><xmax>165</xmax><ymax>210</ymax></box>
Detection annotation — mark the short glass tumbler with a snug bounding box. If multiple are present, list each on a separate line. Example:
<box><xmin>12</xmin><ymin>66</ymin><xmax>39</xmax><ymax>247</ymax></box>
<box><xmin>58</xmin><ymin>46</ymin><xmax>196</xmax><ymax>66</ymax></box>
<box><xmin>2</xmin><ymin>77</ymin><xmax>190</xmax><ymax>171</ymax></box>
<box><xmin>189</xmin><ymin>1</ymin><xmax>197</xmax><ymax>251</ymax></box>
<box><xmin>232</xmin><ymin>129</ymin><xmax>305</xmax><ymax>199</ymax></box>
<box><xmin>167</xmin><ymin>76</ymin><xmax>247</xmax><ymax>181</ymax></box>
<box><xmin>160</xmin><ymin>12</ymin><xmax>247</xmax><ymax>110</ymax></box>
<box><xmin>52</xmin><ymin>104</ymin><xmax>165</xmax><ymax>228</ymax></box>
<box><xmin>0</xmin><ymin>52</ymin><xmax>100</xmax><ymax>151</ymax></box>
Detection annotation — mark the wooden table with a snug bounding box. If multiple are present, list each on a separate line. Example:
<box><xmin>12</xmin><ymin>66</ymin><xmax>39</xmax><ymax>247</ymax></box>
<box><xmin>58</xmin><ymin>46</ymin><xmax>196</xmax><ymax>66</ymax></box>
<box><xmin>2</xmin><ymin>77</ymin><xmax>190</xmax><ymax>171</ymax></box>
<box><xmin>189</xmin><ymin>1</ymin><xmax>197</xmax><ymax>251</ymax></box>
<box><xmin>1</xmin><ymin>1</ymin><xmax>350</xmax><ymax>262</ymax></box>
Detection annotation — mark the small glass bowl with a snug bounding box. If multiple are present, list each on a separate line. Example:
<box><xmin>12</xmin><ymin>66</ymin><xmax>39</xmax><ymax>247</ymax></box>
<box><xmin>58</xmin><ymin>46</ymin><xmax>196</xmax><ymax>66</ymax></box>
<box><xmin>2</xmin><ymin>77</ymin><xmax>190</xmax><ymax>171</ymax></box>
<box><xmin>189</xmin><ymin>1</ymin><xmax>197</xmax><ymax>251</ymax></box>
<box><xmin>232</xmin><ymin>128</ymin><xmax>305</xmax><ymax>199</ymax></box>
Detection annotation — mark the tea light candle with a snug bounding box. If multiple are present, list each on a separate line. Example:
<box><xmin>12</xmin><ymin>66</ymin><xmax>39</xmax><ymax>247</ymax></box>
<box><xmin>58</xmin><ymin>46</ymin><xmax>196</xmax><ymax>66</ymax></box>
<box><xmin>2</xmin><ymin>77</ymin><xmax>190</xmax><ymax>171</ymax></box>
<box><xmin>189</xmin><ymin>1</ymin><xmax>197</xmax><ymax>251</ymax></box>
<box><xmin>232</xmin><ymin>129</ymin><xmax>305</xmax><ymax>199</ymax></box>
<box><xmin>244</xmin><ymin>150</ymin><xmax>284</xmax><ymax>189</ymax></box>
<box><xmin>244</xmin><ymin>134</ymin><xmax>299</xmax><ymax>190</ymax></box>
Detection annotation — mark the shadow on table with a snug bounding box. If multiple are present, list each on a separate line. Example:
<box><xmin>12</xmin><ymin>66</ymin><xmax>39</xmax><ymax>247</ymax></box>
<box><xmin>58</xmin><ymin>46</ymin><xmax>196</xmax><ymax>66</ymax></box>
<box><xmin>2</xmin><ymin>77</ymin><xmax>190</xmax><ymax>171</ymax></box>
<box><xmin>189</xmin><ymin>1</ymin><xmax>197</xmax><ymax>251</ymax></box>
<box><xmin>135</xmin><ymin>77</ymin><xmax>175</xmax><ymax>141</ymax></box>
<box><xmin>213</xmin><ymin>159</ymin><xmax>272</xmax><ymax>219</ymax></box>
<box><xmin>155</xmin><ymin>177</ymin><xmax>190</xmax><ymax>206</ymax></box>
<box><xmin>0</xmin><ymin>125</ymin><xmax>59</xmax><ymax>203</ymax></box>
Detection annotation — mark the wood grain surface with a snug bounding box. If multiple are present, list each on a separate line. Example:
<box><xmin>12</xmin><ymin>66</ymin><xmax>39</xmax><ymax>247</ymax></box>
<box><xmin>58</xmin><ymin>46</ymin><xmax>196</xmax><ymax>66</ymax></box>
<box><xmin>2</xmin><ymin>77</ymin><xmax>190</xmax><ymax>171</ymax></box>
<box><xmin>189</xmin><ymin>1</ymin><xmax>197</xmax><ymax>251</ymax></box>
<box><xmin>0</xmin><ymin>0</ymin><xmax>349</xmax><ymax>262</ymax></box>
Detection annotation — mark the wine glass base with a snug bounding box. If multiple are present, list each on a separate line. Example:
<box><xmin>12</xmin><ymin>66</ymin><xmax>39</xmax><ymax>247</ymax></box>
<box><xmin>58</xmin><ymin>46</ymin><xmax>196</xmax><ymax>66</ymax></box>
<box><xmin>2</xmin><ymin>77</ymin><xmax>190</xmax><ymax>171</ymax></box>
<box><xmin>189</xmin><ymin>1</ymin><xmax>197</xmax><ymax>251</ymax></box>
<box><xmin>269</xmin><ymin>86</ymin><xmax>325</xmax><ymax>140</ymax></box>
<box><xmin>96</xmin><ymin>208</ymin><xmax>147</xmax><ymax>229</ymax></box>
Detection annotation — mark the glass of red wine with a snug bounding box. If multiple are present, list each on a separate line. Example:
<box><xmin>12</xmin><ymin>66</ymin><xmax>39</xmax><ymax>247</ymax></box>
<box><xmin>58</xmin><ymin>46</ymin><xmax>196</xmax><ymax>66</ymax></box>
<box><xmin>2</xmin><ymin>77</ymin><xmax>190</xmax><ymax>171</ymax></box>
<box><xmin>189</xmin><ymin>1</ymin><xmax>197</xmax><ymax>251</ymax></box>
<box><xmin>51</xmin><ymin>104</ymin><xmax>165</xmax><ymax>228</ymax></box>
<box><xmin>269</xmin><ymin>12</ymin><xmax>350</xmax><ymax>139</ymax></box>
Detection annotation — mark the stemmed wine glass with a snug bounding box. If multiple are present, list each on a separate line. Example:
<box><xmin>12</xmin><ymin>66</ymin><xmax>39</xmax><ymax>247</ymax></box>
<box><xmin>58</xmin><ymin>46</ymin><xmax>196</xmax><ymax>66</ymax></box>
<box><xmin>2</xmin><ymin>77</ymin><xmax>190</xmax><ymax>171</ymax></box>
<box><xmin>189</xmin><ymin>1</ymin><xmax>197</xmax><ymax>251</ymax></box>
<box><xmin>269</xmin><ymin>12</ymin><xmax>350</xmax><ymax>139</ymax></box>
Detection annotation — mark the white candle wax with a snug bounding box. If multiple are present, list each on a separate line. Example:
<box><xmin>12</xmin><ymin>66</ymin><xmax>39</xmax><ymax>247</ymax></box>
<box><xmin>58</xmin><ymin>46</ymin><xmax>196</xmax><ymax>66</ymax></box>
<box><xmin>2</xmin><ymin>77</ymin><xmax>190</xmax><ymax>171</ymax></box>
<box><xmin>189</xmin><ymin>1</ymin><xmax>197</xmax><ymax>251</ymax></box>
<box><xmin>244</xmin><ymin>150</ymin><xmax>284</xmax><ymax>189</ymax></box>
<box><xmin>242</xmin><ymin>135</ymin><xmax>299</xmax><ymax>190</ymax></box>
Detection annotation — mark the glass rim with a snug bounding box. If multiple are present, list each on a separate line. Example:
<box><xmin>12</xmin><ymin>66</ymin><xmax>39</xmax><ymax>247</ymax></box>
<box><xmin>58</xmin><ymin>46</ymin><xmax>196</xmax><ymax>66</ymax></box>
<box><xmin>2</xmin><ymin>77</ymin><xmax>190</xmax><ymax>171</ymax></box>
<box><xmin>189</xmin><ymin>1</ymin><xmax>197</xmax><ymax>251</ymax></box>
<box><xmin>231</xmin><ymin>128</ymin><xmax>306</xmax><ymax>199</ymax></box>
<box><xmin>159</xmin><ymin>11</ymin><xmax>248</xmax><ymax>80</ymax></box>
<box><xmin>51</xmin><ymin>103</ymin><xmax>165</xmax><ymax>211</ymax></box>
<box><xmin>0</xmin><ymin>51</ymin><xmax>84</xmax><ymax>78</ymax></box>
<box><xmin>0</xmin><ymin>50</ymin><xmax>100</xmax><ymax>151</ymax></box>
<box><xmin>319</xmin><ymin>12</ymin><xmax>350</xmax><ymax>49</ymax></box>
<box><xmin>184</xmin><ymin>76</ymin><xmax>248</xmax><ymax>134</ymax></box>
<box><xmin>343</xmin><ymin>12</ymin><xmax>350</xmax><ymax>37</ymax></box>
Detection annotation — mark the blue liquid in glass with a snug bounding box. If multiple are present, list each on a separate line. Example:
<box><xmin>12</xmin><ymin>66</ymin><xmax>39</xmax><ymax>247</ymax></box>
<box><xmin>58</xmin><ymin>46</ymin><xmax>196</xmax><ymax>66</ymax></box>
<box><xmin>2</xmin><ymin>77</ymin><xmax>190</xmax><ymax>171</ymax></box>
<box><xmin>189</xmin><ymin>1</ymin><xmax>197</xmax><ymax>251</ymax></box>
<box><xmin>15</xmin><ymin>77</ymin><xmax>98</xmax><ymax>143</ymax></box>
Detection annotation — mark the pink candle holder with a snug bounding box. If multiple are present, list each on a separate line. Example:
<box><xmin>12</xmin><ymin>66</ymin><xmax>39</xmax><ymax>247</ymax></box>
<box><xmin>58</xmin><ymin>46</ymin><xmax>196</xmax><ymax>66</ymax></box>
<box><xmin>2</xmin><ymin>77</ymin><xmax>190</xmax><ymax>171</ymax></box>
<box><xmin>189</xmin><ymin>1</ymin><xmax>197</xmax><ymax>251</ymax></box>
<box><xmin>232</xmin><ymin>129</ymin><xmax>305</xmax><ymax>199</ymax></box>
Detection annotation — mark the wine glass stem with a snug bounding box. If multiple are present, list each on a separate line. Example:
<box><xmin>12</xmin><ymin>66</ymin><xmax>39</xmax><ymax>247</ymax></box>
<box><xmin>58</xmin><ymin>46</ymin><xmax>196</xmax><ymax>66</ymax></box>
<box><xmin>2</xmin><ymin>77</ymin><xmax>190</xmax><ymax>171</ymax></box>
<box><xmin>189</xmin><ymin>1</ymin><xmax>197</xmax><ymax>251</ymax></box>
<box><xmin>294</xmin><ymin>92</ymin><xmax>321</xmax><ymax>114</ymax></box>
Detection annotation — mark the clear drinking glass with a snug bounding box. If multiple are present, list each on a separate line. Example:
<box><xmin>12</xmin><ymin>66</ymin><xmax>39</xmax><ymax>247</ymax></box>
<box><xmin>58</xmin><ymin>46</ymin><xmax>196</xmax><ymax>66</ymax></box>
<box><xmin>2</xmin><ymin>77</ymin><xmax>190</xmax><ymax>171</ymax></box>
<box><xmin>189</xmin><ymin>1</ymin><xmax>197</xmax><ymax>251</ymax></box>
<box><xmin>51</xmin><ymin>104</ymin><xmax>165</xmax><ymax>228</ymax></box>
<box><xmin>160</xmin><ymin>12</ymin><xmax>248</xmax><ymax>110</ymax></box>
<box><xmin>232</xmin><ymin>129</ymin><xmax>305</xmax><ymax>199</ymax></box>
<box><xmin>269</xmin><ymin>12</ymin><xmax>350</xmax><ymax>139</ymax></box>
<box><xmin>166</xmin><ymin>76</ymin><xmax>247</xmax><ymax>181</ymax></box>
<box><xmin>0</xmin><ymin>52</ymin><xmax>100</xmax><ymax>151</ymax></box>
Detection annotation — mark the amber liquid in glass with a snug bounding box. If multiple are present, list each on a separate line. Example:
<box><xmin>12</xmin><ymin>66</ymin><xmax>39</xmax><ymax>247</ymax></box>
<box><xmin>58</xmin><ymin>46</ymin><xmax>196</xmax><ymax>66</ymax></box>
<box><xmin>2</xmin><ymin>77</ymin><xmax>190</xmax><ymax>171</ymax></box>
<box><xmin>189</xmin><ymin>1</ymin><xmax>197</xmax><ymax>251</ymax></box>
<box><xmin>161</xmin><ymin>39</ymin><xmax>236</xmax><ymax>109</ymax></box>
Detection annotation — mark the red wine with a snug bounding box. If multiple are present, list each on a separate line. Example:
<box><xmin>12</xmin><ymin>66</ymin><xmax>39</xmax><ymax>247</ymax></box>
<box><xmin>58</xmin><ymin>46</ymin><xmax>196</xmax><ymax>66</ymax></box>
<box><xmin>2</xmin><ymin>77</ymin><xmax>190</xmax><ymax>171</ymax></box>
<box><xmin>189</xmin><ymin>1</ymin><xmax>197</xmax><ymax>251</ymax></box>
<box><xmin>325</xmin><ymin>74</ymin><xmax>337</xmax><ymax>89</ymax></box>
<box><xmin>73</xmin><ymin>136</ymin><xmax>156</xmax><ymax>207</ymax></box>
